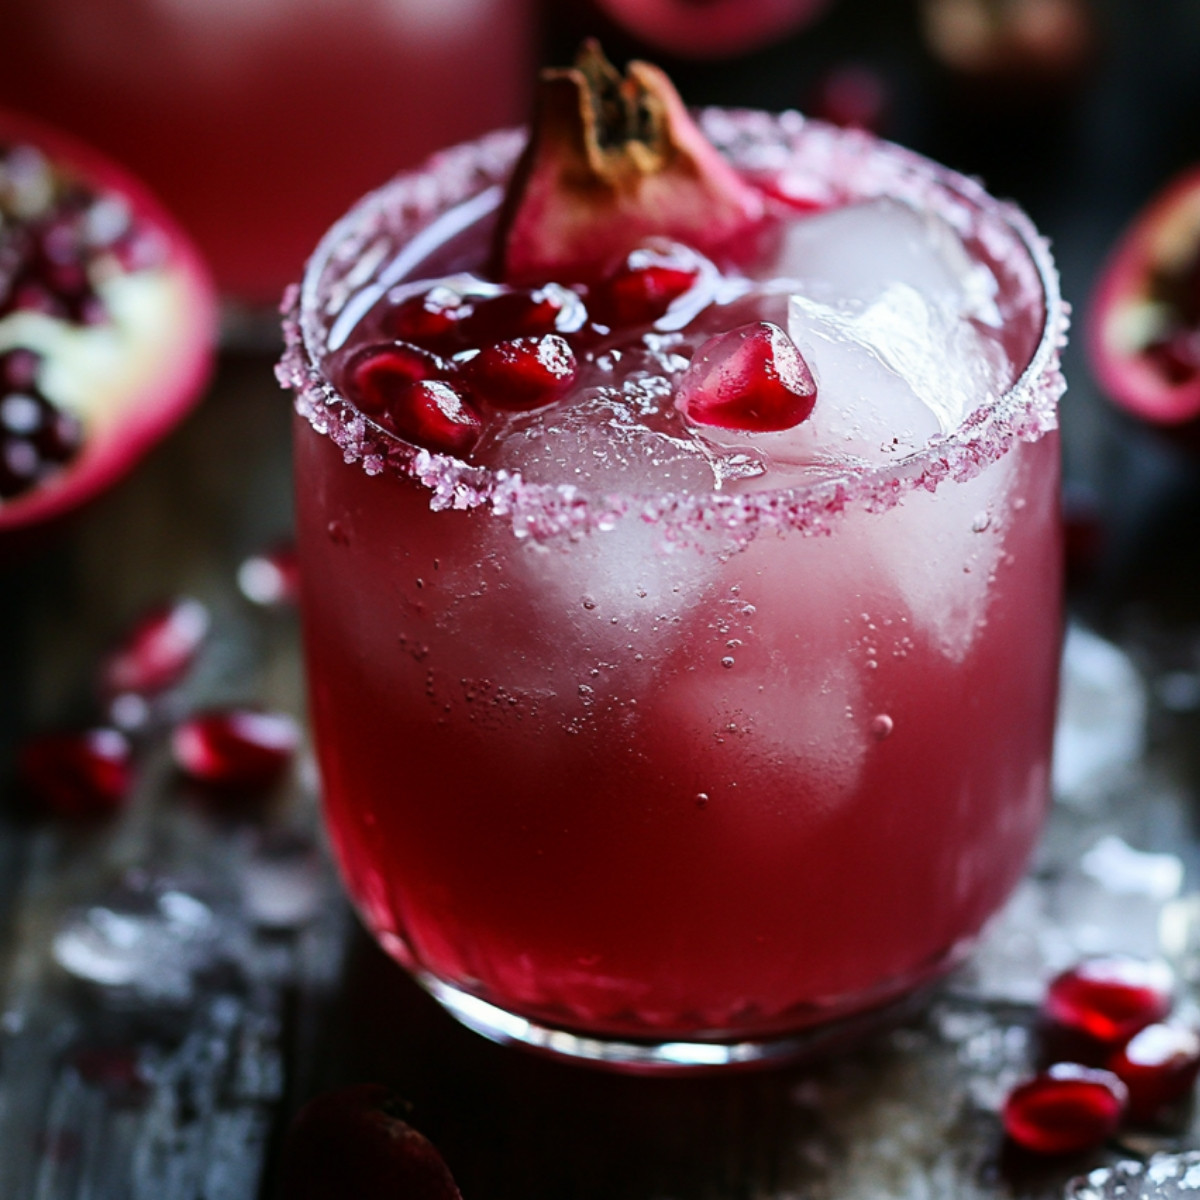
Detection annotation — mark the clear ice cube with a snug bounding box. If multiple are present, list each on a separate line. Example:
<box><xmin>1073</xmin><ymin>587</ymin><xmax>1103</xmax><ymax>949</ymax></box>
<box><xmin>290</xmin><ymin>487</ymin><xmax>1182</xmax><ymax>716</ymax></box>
<box><xmin>766</xmin><ymin>197</ymin><xmax>1002</xmax><ymax>327</ymax></box>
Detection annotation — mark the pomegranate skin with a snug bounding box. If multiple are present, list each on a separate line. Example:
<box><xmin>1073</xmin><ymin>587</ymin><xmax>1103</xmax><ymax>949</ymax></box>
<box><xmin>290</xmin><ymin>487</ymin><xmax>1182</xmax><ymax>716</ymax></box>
<box><xmin>1087</xmin><ymin>165</ymin><xmax>1200</xmax><ymax>432</ymax></box>
<box><xmin>590</xmin><ymin>0</ymin><xmax>834</xmax><ymax>60</ymax></box>
<box><xmin>278</xmin><ymin>1084</ymin><xmax>462</xmax><ymax>1200</ymax></box>
<box><xmin>0</xmin><ymin>106</ymin><xmax>217</xmax><ymax>552</ymax></box>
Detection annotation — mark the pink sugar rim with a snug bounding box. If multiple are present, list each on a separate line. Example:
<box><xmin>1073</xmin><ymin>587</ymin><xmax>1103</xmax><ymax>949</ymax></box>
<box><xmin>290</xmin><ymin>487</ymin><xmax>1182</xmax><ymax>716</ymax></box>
<box><xmin>278</xmin><ymin>109</ymin><xmax>1068</xmax><ymax>545</ymax></box>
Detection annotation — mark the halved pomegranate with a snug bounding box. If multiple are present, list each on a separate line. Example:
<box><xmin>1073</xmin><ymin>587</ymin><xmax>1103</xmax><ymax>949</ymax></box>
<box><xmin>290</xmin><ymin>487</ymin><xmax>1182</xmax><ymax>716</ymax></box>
<box><xmin>1088</xmin><ymin>166</ymin><xmax>1200</xmax><ymax>429</ymax></box>
<box><xmin>589</xmin><ymin>0</ymin><xmax>834</xmax><ymax>60</ymax></box>
<box><xmin>0</xmin><ymin>108</ymin><xmax>216</xmax><ymax>547</ymax></box>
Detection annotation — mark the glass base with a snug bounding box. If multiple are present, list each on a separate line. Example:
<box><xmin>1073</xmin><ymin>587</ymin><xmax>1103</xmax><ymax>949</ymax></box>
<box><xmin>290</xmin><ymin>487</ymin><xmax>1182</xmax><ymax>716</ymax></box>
<box><xmin>417</xmin><ymin>970</ymin><xmax>940</xmax><ymax>1074</ymax></box>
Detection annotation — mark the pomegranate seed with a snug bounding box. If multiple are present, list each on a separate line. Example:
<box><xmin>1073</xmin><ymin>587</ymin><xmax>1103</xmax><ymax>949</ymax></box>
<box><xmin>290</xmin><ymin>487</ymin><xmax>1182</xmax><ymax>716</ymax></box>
<box><xmin>1145</xmin><ymin>328</ymin><xmax>1200</xmax><ymax>386</ymax></box>
<box><xmin>238</xmin><ymin>543</ymin><xmax>300</xmax><ymax>607</ymax></box>
<box><xmin>590</xmin><ymin>245</ymin><xmax>703</xmax><ymax>328</ymax></box>
<box><xmin>18</xmin><ymin>728</ymin><xmax>134</xmax><ymax>819</ymax></box>
<box><xmin>383</xmin><ymin>287</ymin><xmax>471</xmax><ymax>351</ymax></box>
<box><xmin>0</xmin><ymin>347</ymin><xmax>41</xmax><ymax>391</ymax></box>
<box><xmin>464</xmin><ymin>334</ymin><xmax>578</xmax><ymax>411</ymax></box>
<box><xmin>171</xmin><ymin>707</ymin><xmax>299</xmax><ymax>791</ymax></box>
<box><xmin>676</xmin><ymin>321</ymin><xmax>817</xmax><ymax>432</ymax></box>
<box><xmin>99</xmin><ymin>597</ymin><xmax>210</xmax><ymax>698</ymax></box>
<box><xmin>1043</xmin><ymin>956</ymin><xmax>1175</xmax><ymax>1048</ymax></box>
<box><xmin>375</xmin><ymin>378</ymin><xmax>483</xmax><ymax>456</ymax></box>
<box><xmin>1002</xmin><ymin>1064</ymin><xmax>1128</xmax><ymax>1156</ymax></box>
<box><xmin>460</xmin><ymin>284</ymin><xmax>586</xmax><ymax>343</ymax></box>
<box><xmin>0</xmin><ymin>438</ymin><xmax>40</xmax><ymax>499</ymax></box>
<box><xmin>1107</xmin><ymin>1022</ymin><xmax>1200</xmax><ymax>1122</ymax></box>
<box><xmin>345</xmin><ymin>342</ymin><xmax>452</xmax><ymax>418</ymax></box>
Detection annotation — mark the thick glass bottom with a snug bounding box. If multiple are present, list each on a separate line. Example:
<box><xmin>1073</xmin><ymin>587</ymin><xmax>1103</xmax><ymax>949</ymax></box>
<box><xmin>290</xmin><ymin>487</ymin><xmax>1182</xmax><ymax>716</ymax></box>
<box><xmin>415</xmin><ymin>967</ymin><xmax>950</xmax><ymax>1074</ymax></box>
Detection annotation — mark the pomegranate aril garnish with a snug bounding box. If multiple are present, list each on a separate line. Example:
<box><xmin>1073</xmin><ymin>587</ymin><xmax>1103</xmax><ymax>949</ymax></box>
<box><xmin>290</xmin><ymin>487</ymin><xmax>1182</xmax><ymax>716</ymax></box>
<box><xmin>345</xmin><ymin>342</ymin><xmax>453</xmax><ymax>418</ymax></box>
<box><xmin>464</xmin><ymin>333</ymin><xmax>578</xmax><ymax>411</ymax></box>
<box><xmin>1107</xmin><ymin>1022</ymin><xmax>1200</xmax><ymax>1123</ymax></box>
<box><xmin>590</xmin><ymin>244</ymin><xmax>703</xmax><ymax>329</ymax></box>
<box><xmin>17</xmin><ymin>728</ymin><xmax>134</xmax><ymax>819</ymax></box>
<box><xmin>171</xmin><ymin>707</ymin><xmax>300</xmax><ymax>791</ymax></box>
<box><xmin>1002</xmin><ymin>1064</ymin><xmax>1128</xmax><ymax>1156</ymax></box>
<box><xmin>1043</xmin><ymin>955</ymin><xmax>1175</xmax><ymax>1048</ymax></box>
<box><xmin>676</xmin><ymin>320</ymin><xmax>817</xmax><ymax>432</ymax></box>
<box><xmin>375</xmin><ymin>378</ymin><xmax>483</xmax><ymax>457</ymax></box>
<box><xmin>460</xmin><ymin>283</ymin><xmax>586</xmax><ymax>343</ymax></box>
<box><xmin>0</xmin><ymin>347</ymin><xmax>40</xmax><ymax>391</ymax></box>
<box><xmin>383</xmin><ymin>287</ymin><xmax>471</xmax><ymax>351</ymax></box>
<box><xmin>99</xmin><ymin>597</ymin><xmax>210</xmax><ymax>699</ymax></box>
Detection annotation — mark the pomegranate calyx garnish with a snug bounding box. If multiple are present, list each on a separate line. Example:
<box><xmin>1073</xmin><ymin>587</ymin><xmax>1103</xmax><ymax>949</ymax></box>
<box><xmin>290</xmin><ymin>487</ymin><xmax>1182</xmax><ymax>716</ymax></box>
<box><xmin>675</xmin><ymin>320</ymin><xmax>817</xmax><ymax>432</ymax></box>
<box><xmin>491</xmin><ymin>41</ymin><xmax>764</xmax><ymax>286</ymax></box>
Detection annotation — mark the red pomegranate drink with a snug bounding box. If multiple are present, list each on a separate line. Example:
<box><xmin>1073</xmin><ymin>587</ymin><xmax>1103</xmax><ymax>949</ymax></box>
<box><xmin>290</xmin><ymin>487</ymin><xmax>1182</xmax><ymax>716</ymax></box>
<box><xmin>280</xmin><ymin>48</ymin><xmax>1066</xmax><ymax>1069</ymax></box>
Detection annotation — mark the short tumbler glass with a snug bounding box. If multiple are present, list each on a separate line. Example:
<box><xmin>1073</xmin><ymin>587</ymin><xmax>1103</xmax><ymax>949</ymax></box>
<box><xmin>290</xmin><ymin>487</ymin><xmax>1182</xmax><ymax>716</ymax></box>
<box><xmin>281</xmin><ymin>111</ymin><xmax>1067</xmax><ymax>1071</ymax></box>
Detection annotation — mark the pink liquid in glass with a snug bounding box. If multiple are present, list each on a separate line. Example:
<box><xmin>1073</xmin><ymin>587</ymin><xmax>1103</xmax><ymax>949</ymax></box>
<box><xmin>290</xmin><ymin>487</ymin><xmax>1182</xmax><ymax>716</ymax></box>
<box><xmin>0</xmin><ymin>0</ymin><xmax>534</xmax><ymax>304</ymax></box>
<box><xmin>281</xmin><ymin>113</ymin><xmax>1067</xmax><ymax>1068</ymax></box>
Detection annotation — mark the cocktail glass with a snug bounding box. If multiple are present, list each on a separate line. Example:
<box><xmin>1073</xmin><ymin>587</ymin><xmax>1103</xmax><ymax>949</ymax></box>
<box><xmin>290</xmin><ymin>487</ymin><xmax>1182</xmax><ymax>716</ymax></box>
<box><xmin>280</xmin><ymin>110</ymin><xmax>1067</xmax><ymax>1071</ymax></box>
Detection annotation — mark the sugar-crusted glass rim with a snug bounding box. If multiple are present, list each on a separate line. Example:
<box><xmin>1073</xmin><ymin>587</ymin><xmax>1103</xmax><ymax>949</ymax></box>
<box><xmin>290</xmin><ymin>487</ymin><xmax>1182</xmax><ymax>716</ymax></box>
<box><xmin>278</xmin><ymin>109</ymin><xmax>1067</xmax><ymax>544</ymax></box>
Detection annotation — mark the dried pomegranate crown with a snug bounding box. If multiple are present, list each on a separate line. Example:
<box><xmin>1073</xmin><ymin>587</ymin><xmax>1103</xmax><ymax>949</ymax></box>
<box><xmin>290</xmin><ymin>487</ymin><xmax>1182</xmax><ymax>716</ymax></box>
<box><xmin>492</xmin><ymin>41</ymin><xmax>764</xmax><ymax>285</ymax></box>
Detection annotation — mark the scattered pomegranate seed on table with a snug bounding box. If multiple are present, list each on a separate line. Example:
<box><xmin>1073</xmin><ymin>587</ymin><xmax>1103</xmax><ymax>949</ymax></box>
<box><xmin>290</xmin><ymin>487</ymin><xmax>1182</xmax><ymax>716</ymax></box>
<box><xmin>237</xmin><ymin>543</ymin><xmax>300</xmax><ymax>608</ymax></box>
<box><xmin>1107</xmin><ymin>1022</ymin><xmax>1200</xmax><ymax>1122</ymax></box>
<box><xmin>98</xmin><ymin>596</ymin><xmax>210</xmax><ymax>700</ymax></box>
<box><xmin>17</xmin><ymin>727</ymin><xmax>134</xmax><ymax>819</ymax></box>
<box><xmin>1002</xmin><ymin>1064</ymin><xmax>1128</xmax><ymax>1156</ymax></box>
<box><xmin>1003</xmin><ymin>953</ymin><xmax>1200</xmax><ymax>1155</ymax></box>
<box><xmin>1042</xmin><ymin>955</ymin><xmax>1175</xmax><ymax>1048</ymax></box>
<box><xmin>171</xmin><ymin>707</ymin><xmax>299</xmax><ymax>791</ymax></box>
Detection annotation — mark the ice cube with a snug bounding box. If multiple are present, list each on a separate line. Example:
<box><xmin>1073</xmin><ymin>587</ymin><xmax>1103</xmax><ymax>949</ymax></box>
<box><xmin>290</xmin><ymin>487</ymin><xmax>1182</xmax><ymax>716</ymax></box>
<box><xmin>1054</xmin><ymin>624</ymin><xmax>1148</xmax><ymax>802</ymax></box>
<box><xmin>767</xmin><ymin>197</ymin><xmax>1002</xmax><ymax>327</ymax></box>
<box><xmin>478</xmin><ymin>384</ymin><xmax>724</xmax><ymax>496</ymax></box>
<box><xmin>52</xmin><ymin>871</ymin><xmax>223</xmax><ymax>1004</ymax></box>
<box><xmin>1066</xmin><ymin>1153</ymin><xmax>1200</xmax><ymax>1200</ymax></box>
